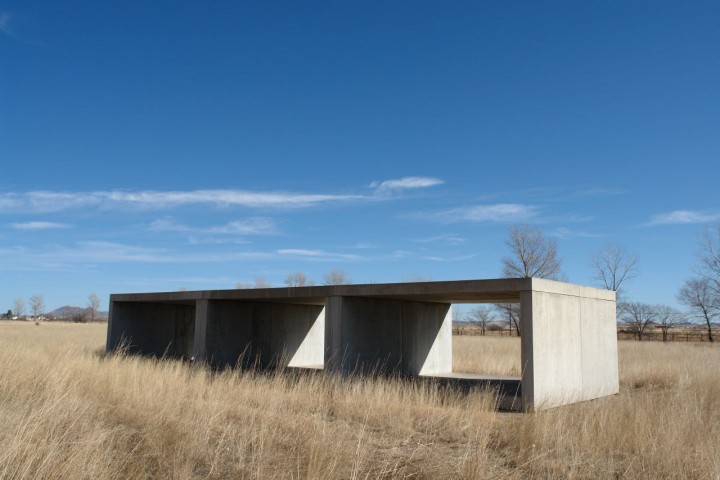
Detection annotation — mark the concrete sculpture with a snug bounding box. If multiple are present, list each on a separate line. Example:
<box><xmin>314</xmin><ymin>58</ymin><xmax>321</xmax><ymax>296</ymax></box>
<box><xmin>107</xmin><ymin>278</ymin><xmax>618</xmax><ymax>411</ymax></box>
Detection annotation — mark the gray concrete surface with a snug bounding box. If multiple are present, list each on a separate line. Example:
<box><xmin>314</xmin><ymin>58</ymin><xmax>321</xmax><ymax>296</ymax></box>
<box><xmin>323</xmin><ymin>296</ymin><xmax>451</xmax><ymax>375</ymax></box>
<box><xmin>107</xmin><ymin>277</ymin><xmax>618</xmax><ymax>411</ymax></box>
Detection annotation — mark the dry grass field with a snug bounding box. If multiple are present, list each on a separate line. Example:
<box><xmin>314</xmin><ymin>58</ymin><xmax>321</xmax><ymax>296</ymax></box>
<box><xmin>1</xmin><ymin>321</ymin><xmax>719</xmax><ymax>479</ymax></box>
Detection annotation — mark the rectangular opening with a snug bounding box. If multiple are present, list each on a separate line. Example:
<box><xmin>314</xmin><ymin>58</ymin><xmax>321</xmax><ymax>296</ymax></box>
<box><xmin>204</xmin><ymin>300</ymin><xmax>325</xmax><ymax>369</ymax></box>
<box><xmin>451</xmin><ymin>302</ymin><xmax>521</xmax><ymax>378</ymax></box>
<box><xmin>109</xmin><ymin>301</ymin><xmax>195</xmax><ymax>360</ymax></box>
<box><xmin>418</xmin><ymin>302</ymin><xmax>524</xmax><ymax>409</ymax></box>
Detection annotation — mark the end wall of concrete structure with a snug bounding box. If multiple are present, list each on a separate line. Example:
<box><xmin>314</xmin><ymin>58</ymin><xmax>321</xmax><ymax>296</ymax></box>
<box><xmin>325</xmin><ymin>296</ymin><xmax>452</xmax><ymax>375</ymax></box>
<box><xmin>520</xmin><ymin>278</ymin><xmax>618</xmax><ymax>411</ymax></box>
<box><xmin>107</xmin><ymin>301</ymin><xmax>195</xmax><ymax>359</ymax></box>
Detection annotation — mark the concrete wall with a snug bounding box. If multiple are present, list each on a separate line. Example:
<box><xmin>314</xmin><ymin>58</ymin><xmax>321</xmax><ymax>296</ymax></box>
<box><xmin>194</xmin><ymin>300</ymin><xmax>324</xmax><ymax>369</ymax></box>
<box><xmin>325</xmin><ymin>296</ymin><xmax>452</xmax><ymax>375</ymax></box>
<box><xmin>520</xmin><ymin>279</ymin><xmax>618</xmax><ymax>410</ymax></box>
<box><xmin>107</xmin><ymin>301</ymin><xmax>195</xmax><ymax>359</ymax></box>
<box><xmin>107</xmin><ymin>278</ymin><xmax>618</xmax><ymax>411</ymax></box>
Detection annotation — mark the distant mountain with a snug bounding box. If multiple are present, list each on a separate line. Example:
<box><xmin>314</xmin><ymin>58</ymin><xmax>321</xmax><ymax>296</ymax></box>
<box><xmin>48</xmin><ymin>306</ymin><xmax>109</xmax><ymax>319</ymax></box>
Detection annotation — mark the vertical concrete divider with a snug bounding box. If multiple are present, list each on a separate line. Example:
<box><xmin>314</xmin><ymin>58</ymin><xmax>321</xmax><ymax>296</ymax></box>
<box><xmin>324</xmin><ymin>296</ymin><xmax>343</xmax><ymax>373</ymax></box>
<box><xmin>192</xmin><ymin>299</ymin><xmax>209</xmax><ymax>362</ymax></box>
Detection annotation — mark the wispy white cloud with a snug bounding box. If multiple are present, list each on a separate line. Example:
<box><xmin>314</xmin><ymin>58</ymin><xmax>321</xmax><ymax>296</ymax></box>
<box><xmin>187</xmin><ymin>237</ymin><xmax>251</xmax><ymax>245</ymax></box>
<box><xmin>10</xmin><ymin>221</ymin><xmax>70</xmax><ymax>230</ymax></box>
<box><xmin>411</xmin><ymin>233</ymin><xmax>466</xmax><ymax>245</ymax></box>
<box><xmin>370</xmin><ymin>176</ymin><xmax>444</xmax><ymax>195</ymax></box>
<box><xmin>421</xmin><ymin>253</ymin><xmax>477</xmax><ymax>262</ymax></box>
<box><xmin>276</xmin><ymin>248</ymin><xmax>360</xmax><ymax>261</ymax></box>
<box><xmin>0</xmin><ymin>241</ymin><xmax>275</xmax><ymax>267</ymax></box>
<box><xmin>149</xmin><ymin>217</ymin><xmax>277</xmax><ymax>235</ymax></box>
<box><xmin>645</xmin><ymin>210</ymin><xmax>720</xmax><ymax>226</ymax></box>
<box><xmin>0</xmin><ymin>179</ymin><xmax>447</xmax><ymax>214</ymax></box>
<box><xmin>414</xmin><ymin>203</ymin><xmax>540</xmax><ymax>223</ymax></box>
<box><xmin>0</xmin><ymin>13</ymin><xmax>11</xmax><ymax>35</ymax></box>
<box><xmin>0</xmin><ymin>189</ymin><xmax>365</xmax><ymax>213</ymax></box>
<box><xmin>349</xmin><ymin>242</ymin><xmax>378</xmax><ymax>250</ymax></box>
<box><xmin>77</xmin><ymin>242</ymin><xmax>278</xmax><ymax>263</ymax></box>
<box><xmin>551</xmin><ymin>227</ymin><xmax>605</xmax><ymax>239</ymax></box>
<box><xmin>571</xmin><ymin>187</ymin><xmax>626</xmax><ymax>198</ymax></box>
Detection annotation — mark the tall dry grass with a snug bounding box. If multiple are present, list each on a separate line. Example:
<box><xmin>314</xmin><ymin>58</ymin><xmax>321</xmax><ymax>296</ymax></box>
<box><xmin>0</xmin><ymin>321</ymin><xmax>719</xmax><ymax>479</ymax></box>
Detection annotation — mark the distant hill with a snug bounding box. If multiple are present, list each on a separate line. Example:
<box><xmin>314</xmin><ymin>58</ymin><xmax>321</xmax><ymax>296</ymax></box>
<box><xmin>48</xmin><ymin>306</ymin><xmax>109</xmax><ymax>319</ymax></box>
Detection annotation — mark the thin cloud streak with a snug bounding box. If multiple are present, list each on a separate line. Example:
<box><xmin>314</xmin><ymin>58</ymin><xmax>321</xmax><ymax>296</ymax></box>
<box><xmin>149</xmin><ymin>217</ymin><xmax>277</xmax><ymax>235</ymax></box>
<box><xmin>10</xmin><ymin>221</ymin><xmax>70</xmax><ymax>230</ymax></box>
<box><xmin>413</xmin><ymin>203</ymin><xmax>539</xmax><ymax>223</ymax></box>
<box><xmin>277</xmin><ymin>248</ymin><xmax>360</xmax><ymax>261</ymax></box>
<box><xmin>0</xmin><ymin>189</ymin><xmax>366</xmax><ymax>213</ymax></box>
<box><xmin>0</xmin><ymin>241</ymin><xmax>276</xmax><ymax>266</ymax></box>
<box><xmin>551</xmin><ymin>227</ymin><xmax>605</xmax><ymax>239</ymax></box>
<box><xmin>411</xmin><ymin>234</ymin><xmax>466</xmax><ymax>245</ymax></box>
<box><xmin>645</xmin><ymin>210</ymin><xmax>720</xmax><ymax>226</ymax></box>
<box><xmin>421</xmin><ymin>253</ymin><xmax>477</xmax><ymax>262</ymax></box>
<box><xmin>0</xmin><ymin>242</ymin><xmax>364</xmax><ymax>266</ymax></box>
<box><xmin>0</xmin><ymin>13</ymin><xmax>11</xmax><ymax>35</ymax></box>
<box><xmin>0</xmin><ymin>178</ymin><xmax>444</xmax><ymax>213</ymax></box>
<box><xmin>370</xmin><ymin>176</ymin><xmax>444</xmax><ymax>194</ymax></box>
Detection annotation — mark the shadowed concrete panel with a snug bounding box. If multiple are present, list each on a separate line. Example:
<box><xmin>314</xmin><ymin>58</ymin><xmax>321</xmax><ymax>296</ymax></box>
<box><xmin>107</xmin><ymin>301</ymin><xmax>195</xmax><ymax>359</ymax></box>
<box><xmin>339</xmin><ymin>297</ymin><xmax>403</xmax><ymax>373</ymax></box>
<box><xmin>203</xmin><ymin>301</ymin><xmax>260</xmax><ymax>367</ymax></box>
<box><xmin>200</xmin><ymin>301</ymin><xmax>324</xmax><ymax>369</ymax></box>
<box><xmin>327</xmin><ymin>296</ymin><xmax>451</xmax><ymax>375</ymax></box>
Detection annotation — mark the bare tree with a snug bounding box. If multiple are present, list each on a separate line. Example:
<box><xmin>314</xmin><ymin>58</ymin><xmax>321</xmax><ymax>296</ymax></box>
<box><xmin>87</xmin><ymin>293</ymin><xmax>101</xmax><ymax>322</ymax></box>
<box><xmin>591</xmin><ymin>243</ymin><xmax>638</xmax><ymax>301</ymax></box>
<box><xmin>254</xmin><ymin>277</ymin><xmax>273</xmax><ymax>288</ymax></box>
<box><xmin>13</xmin><ymin>298</ymin><xmax>25</xmax><ymax>319</ymax></box>
<box><xmin>322</xmin><ymin>269</ymin><xmax>351</xmax><ymax>285</ymax></box>
<box><xmin>621</xmin><ymin>301</ymin><xmax>654</xmax><ymax>341</ymax></box>
<box><xmin>29</xmin><ymin>294</ymin><xmax>45</xmax><ymax>320</ymax></box>
<box><xmin>502</xmin><ymin>224</ymin><xmax>563</xmax><ymax>280</ymax></box>
<box><xmin>285</xmin><ymin>271</ymin><xmax>313</xmax><ymax>287</ymax></box>
<box><xmin>467</xmin><ymin>305</ymin><xmax>494</xmax><ymax>336</ymax></box>
<box><xmin>654</xmin><ymin>304</ymin><xmax>683</xmax><ymax>342</ymax></box>
<box><xmin>698</xmin><ymin>226</ymin><xmax>720</xmax><ymax>293</ymax></box>
<box><xmin>678</xmin><ymin>277</ymin><xmax>718</xmax><ymax>342</ymax></box>
<box><xmin>494</xmin><ymin>302</ymin><xmax>521</xmax><ymax>336</ymax></box>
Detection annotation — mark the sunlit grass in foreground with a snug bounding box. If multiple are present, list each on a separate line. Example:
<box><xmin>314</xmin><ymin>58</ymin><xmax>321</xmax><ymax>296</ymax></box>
<box><xmin>0</xmin><ymin>321</ymin><xmax>718</xmax><ymax>479</ymax></box>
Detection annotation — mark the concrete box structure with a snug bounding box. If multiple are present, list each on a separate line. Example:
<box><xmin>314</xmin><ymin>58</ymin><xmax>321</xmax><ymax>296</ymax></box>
<box><xmin>107</xmin><ymin>278</ymin><xmax>618</xmax><ymax>411</ymax></box>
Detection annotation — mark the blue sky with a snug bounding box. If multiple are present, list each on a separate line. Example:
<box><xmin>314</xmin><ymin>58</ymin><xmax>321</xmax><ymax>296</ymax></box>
<box><xmin>1</xmin><ymin>1</ymin><xmax>718</xmax><ymax>313</ymax></box>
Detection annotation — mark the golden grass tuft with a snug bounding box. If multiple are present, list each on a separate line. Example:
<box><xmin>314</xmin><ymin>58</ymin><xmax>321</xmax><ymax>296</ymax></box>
<box><xmin>0</xmin><ymin>321</ymin><xmax>719</xmax><ymax>479</ymax></box>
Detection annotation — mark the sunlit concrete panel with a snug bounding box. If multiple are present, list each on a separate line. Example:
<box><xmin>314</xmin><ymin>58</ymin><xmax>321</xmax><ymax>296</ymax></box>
<box><xmin>579</xmin><ymin>295</ymin><xmax>620</xmax><ymax>399</ymax></box>
<box><xmin>107</xmin><ymin>301</ymin><xmax>195</xmax><ymax>359</ymax></box>
<box><xmin>520</xmin><ymin>279</ymin><xmax>618</xmax><ymax>411</ymax></box>
<box><xmin>325</xmin><ymin>296</ymin><xmax>451</xmax><ymax>375</ymax></box>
